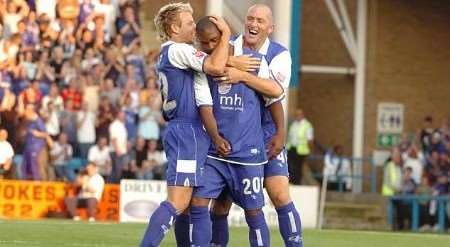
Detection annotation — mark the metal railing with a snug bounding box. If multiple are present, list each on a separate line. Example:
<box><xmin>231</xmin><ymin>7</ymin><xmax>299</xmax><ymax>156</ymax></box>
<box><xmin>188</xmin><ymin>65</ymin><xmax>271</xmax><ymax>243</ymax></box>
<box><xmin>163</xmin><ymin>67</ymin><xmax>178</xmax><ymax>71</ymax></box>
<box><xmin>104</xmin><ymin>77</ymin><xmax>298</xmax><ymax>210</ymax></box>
<box><xmin>308</xmin><ymin>155</ymin><xmax>377</xmax><ymax>193</ymax></box>
<box><xmin>387</xmin><ymin>195</ymin><xmax>449</xmax><ymax>232</ymax></box>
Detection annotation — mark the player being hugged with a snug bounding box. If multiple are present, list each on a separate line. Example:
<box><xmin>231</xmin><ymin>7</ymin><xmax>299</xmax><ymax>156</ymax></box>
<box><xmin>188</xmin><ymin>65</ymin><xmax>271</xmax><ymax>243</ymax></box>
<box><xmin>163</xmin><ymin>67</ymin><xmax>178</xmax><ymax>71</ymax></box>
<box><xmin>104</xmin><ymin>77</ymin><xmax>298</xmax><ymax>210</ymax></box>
<box><xmin>209</xmin><ymin>4</ymin><xmax>305</xmax><ymax>247</ymax></box>
<box><xmin>182</xmin><ymin>16</ymin><xmax>283</xmax><ymax>247</ymax></box>
<box><xmin>139</xmin><ymin>3</ymin><xmax>231</xmax><ymax>247</ymax></box>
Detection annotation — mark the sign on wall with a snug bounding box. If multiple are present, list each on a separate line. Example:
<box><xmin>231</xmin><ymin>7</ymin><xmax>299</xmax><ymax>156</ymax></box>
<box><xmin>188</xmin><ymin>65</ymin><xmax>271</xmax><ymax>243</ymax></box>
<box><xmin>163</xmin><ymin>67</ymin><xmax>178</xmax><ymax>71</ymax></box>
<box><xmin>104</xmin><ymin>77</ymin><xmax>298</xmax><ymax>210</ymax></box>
<box><xmin>376</xmin><ymin>102</ymin><xmax>404</xmax><ymax>148</ymax></box>
<box><xmin>0</xmin><ymin>180</ymin><xmax>119</xmax><ymax>221</ymax></box>
<box><xmin>120</xmin><ymin>179</ymin><xmax>319</xmax><ymax>228</ymax></box>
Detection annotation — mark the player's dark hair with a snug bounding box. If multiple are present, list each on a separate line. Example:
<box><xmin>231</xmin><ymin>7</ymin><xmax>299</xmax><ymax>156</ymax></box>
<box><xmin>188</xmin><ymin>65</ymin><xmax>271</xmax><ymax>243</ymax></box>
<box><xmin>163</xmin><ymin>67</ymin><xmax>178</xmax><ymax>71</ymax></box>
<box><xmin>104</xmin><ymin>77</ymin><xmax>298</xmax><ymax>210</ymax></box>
<box><xmin>196</xmin><ymin>16</ymin><xmax>219</xmax><ymax>34</ymax></box>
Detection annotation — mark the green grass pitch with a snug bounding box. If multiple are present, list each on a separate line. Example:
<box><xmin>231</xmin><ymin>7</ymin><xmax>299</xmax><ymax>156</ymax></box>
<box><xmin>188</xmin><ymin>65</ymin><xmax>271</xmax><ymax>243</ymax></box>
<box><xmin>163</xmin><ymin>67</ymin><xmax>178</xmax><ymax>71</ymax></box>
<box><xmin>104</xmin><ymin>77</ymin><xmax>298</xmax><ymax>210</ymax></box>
<box><xmin>0</xmin><ymin>220</ymin><xmax>449</xmax><ymax>247</ymax></box>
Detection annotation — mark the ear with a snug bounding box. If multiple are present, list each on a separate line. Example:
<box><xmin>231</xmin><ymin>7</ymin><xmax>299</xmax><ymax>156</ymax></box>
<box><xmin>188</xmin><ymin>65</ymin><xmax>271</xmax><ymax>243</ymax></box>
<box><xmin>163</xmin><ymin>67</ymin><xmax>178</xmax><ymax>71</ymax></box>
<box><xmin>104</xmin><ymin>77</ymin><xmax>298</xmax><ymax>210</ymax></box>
<box><xmin>170</xmin><ymin>23</ymin><xmax>180</xmax><ymax>36</ymax></box>
<box><xmin>267</xmin><ymin>24</ymin><xmax>274</xmax><ymax>35</ymax></box>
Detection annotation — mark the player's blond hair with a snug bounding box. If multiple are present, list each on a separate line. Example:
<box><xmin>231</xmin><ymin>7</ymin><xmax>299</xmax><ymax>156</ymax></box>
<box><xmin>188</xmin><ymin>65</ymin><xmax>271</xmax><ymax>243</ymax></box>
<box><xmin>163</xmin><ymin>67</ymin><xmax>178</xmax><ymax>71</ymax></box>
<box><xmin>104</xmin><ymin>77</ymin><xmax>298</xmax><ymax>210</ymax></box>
<box><xmin>154</xmin><ymin>2</ymin><xmax>193</xmax><ymax>42</ymax></box>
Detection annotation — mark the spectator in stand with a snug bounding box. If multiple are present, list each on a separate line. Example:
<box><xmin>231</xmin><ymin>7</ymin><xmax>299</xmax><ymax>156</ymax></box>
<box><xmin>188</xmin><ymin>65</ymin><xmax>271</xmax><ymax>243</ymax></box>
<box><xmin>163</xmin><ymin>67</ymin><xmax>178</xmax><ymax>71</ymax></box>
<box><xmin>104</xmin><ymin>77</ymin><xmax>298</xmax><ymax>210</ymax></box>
<box><xmin>419</xmin><ymin>115</ymin><xmax>435</xmax><ymax>154</ymax></box>
<box><xmin>138</xmin><ymin>95</ymin><xmax>163</xmax><ymax>141</ymax></box>
<box><xmin>436</xmin><ymin>117</ymin><xmax>449</xmax><ymax>141</ymax></box>
<box><xmin>0</xmin><ymin>82</ymin><xmax>16</xmax><ymax>140</ymax></box>
<box><xmin>80</xmin><ymin>74</ymin><xmax>99</xmax><ymax>112</ymax></box>
<box><xmin>398</xmin><ymin>133</ymin><xmax>412</xmax><ymax>154</ymax></box>
<box><xmin>121</xmin><ymin>93</ymin><xmax>137</xmax><ymax>144</ymax></box>
<box><xmin>24</xmin><ymin>11</ymin><xmax>40</xmax><ymax>49</ymax></box>
<box><xmin>145</xmin><ymin>139</ymin><xmax>167</xmax><ymax>180</ymax></box>
<box><xmin>417</xmin><ymin>175</ymin><xmax>434</xmax><ymax>231</ymax></box>
<box><xmin>323</xmin><ymin>145</ymin><xmax>352</xmax><ymax>191</ymax></box>
<box><xmin>61</xmin><ymin>78</ymin><xmax>82</xmax><ymax>110</ymax></box>
<box><xmin>402</xmin><ymin>145</ymin><xmax>425</xmax><ymax>185</ymax></box>
<box><xmin>287</xmin><ymin>108</ymin><xmax>314</xmax><ymax>185</ymax></box>
<box><xmin>95</xmin><ymin>95</ymin><xmax>116</xmax><ymax>139</ymax></box>
<box><xmin>79</xmin><ymin>0</ymin><xmax>96</xmax><ymax>25</ymax></box>
<box><xmin>382</xmin><ymin>148</ymin><xmax>403</xmax><ymax>196</ymax></box>
<box><xmin>0</xmin><ymin>34</ymin><xmax>21</xmax><ymax>70</ymax></box>
<box><xmin>117</xmin><ymin>4</ymin><xmax>140</xmax><ymax>46</ymax></box>
<box><xmin>35</xmin><ymin>50</ymin><xmax>55</xmax><ymax>88</ymax></box>
<box><xmin>133</xmin><ymin>137</ymin><xmax>147</xmax><ymax>178</ymax></box>
<box><xmin>40</xmin><ymin>101</ymin><xmax>60</xmax><ymax>140</ymax></box>
<box><xmin>41</xmin><ymin>83</ymin><xmax>64</xmax><ymax>113</ymax></box>
<box><xmin>88</xmin><ymin>136</ymin><xmax>111</xmax><ymax>181</ymax></box>
<box><xmin>50</xmin><ymin>46</ymin><xmax>66</xmax><ymax>85</ymax></box>
<box><xmin>122</xmin><ymin>141</ymin><xmax>136</xmax><ymax>179</ymax></box>
<box><xmin>35</xmin><ymin>0</ymin><xmax>57</xmax><ymax>20</ymax></box>
<box><xmin>396</xmin><ymin>167</ymin><xmax>417</xmax><ymax>230</ymax></box>
<box><xmin>0</xmin><ymin>129</ymin><xmax>14</xmax><ymax>179</ymax></box>
<box><xmin>426</xmin><ymin>150</ymin><xmax>442</xmax><ymax>184</ymax></box>
<box><xmin>103</xmin><ymin>48</ymin><xmax>125</xmax><ymax>83</ymax></box>
<box><xmin>60</xmin><ymin>99</ymin><xmax>78</xmax><ymax>151</ymax></box>
<box><xmin>50</xmin><ymin>133</ymin><xmax>73</xmax><ymax>181</ymax></box>
<box><xmin>94</xmin><ymin>0</ymin><xmax>116</xmax><ymax>41</ymax></box>
<box><xmin>429</xmin><ymin>173</ymin><xmax>449</xmax><ymax>231</ymax></box>
<box><xmin>64</xmin><ymin>162</ymin><xmax>105</xmax><ymax>222</ymax></box>
<box><xmin>0</xmin><ymin>0</ymin><xmax>30</xmax><ymax>38</ymax></box>
<box><xmin>100</xmin><ymin>78</ymin><xmax>120</xmax><ymax>106</ymax></box>
<box><xmin>125</xmin><ymin>41</ymin><xmax>146</xmax><ymax>86</ymax></box>
<box><xmin>429</xmin><ymin>133</ymin><xmax>446</xmax><ymax>155</ymax></box>
<box><xmin>20</xmin><ymin>51</ymin><xmax>37</xmax><ymax>81</ymax></box>
<box><xmin>109</xmin><ymin>111</ymin><xmax>128</xmax><ymax>183</ymax></box>
<box><xmin>22</xmin><ymin>104</ymin><xmax>52</xmax><ymax>180</ymax></box>
<box><xmin>77</xmin><ymin>102</ymin><xmax>96</xmax><ymax>159</ymax></box>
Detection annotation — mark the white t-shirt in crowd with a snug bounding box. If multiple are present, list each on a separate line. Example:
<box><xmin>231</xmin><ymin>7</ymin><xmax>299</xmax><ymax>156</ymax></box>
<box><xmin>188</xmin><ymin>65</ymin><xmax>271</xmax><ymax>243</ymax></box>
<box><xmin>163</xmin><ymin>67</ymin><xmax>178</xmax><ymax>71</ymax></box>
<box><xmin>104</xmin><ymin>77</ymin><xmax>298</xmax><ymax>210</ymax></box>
<box><xmin>88</xmin><ymin>145</ymin><xmax>111</xmax><ymax>175</ymax></box>
<box><xmin>50</xmin><ymin>142</ymin><xmax>73</xmax><ymax>166</ymax></box>
<box><xmin>45</xmin><ymin>111</ymin><xmax>60</xmax><ymax>136</ymax></box>
<box><xmin>2</xmin><ymin>13</ymin><xmax>21</xmax><ymax>38</ymax></box>
<box><xmin>79</xmin><ymin>173</ymin><xmax>105</xmax><ymax>201</ymax></box>
<box><xmin>77</xmin><ymin>111</ymin><xmax>96</xmax><ymax>143</ymax></box>
<box><xmin>0</xmin><ymin>141</ymin><xmax>14</xmax><ymax>164</ymax></box>
<box><xmin>36</xmin><ymin>0</ymin><xmax>57</xmax><ymax>20</ymax></box>
<box><xmin>109</xmin><ymin>119</ymin><xmax>127</xmax><ymax>155</ymax></box>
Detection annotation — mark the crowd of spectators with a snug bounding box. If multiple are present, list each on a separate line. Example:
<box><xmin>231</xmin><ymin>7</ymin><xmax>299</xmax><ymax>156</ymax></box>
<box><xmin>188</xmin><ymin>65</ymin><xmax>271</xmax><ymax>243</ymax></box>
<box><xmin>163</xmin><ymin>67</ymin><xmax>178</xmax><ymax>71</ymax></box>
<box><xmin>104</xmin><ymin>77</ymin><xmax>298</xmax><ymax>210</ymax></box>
<box><xmin>0</xmin><ymin>0</ymin><xmax>168</xmax><ymax>183</ymax></box>
<box><xmin>383</xmin><ymin>116</ymin><xmax>450</xmax><ymax>231</ymax></box>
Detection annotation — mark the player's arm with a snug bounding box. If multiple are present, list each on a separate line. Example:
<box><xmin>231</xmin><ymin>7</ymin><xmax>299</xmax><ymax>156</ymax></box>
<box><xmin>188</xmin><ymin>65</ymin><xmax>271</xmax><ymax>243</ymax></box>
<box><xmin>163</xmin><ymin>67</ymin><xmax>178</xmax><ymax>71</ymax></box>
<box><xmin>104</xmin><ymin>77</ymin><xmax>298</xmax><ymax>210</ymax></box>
<box><xmin>202</xmin><ymin>16</ymin><xmax>231</xmax><ymax>75</ymax></box>
<box><xmin>227</xmin><ymin>55</ymin><xmax>261</xmax><ymax>72</ymax></box>
<box><xmin>218</xmin><ymin>67</ymin><xmax>283</xmax><ymax>98</ymax></box>
<box><xmin>194</xmin><ymin>72</ymin><xmax>231</xmax><ymax>157</ymax></box>
<box><xmin>267</xmin><ymin>102</ymin><xmax>285</xmax><ymax>159</ymax></box>
<box><xmin>169</xmin><ymin>17</ymin><xmax>230</xmax><ymax>76</ymax></box>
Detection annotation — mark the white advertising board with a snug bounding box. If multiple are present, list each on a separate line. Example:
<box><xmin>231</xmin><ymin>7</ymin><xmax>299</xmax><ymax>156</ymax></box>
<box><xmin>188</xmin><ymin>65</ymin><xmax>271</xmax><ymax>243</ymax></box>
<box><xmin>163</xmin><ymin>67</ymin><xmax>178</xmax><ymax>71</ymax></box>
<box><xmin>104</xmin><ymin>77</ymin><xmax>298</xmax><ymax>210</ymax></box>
<box><xmin>120</xmin><ymin>179</ymin><xmax>319</xmax><ymax>228</ymax></box>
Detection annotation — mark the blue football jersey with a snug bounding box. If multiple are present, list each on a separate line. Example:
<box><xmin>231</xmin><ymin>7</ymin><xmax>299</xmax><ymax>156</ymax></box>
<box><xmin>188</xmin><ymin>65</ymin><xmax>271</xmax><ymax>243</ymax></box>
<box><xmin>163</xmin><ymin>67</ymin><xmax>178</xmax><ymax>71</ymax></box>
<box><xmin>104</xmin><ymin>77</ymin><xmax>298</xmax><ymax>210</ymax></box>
<box><xmin>157</xmin><ymin>41</ymin><xmax>208</xmax><ymax>122</ymax></box>
<box><xmin>207</xmin><ymin>48</ymin><xmax>267</xmax><ymax>165</ymax></box>
<box><xmin>230</xmin><ymin>35</ymin><xmax>292</xmax><ymax>144</ymax></box>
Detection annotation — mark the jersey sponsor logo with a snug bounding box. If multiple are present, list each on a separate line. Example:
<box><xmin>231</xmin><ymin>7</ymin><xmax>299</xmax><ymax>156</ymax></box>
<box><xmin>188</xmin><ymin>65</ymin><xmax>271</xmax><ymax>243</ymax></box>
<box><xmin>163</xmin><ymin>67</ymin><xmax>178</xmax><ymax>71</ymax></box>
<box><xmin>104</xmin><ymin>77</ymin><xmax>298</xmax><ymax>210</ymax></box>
<box><xmin>218</xmin><ymin>83</ymin><xmax>232</xmax><ymax>94</ymax></box>
<box><xmin>275</xmin><ymin>71</ymin><xmax>286</xmax><ymax>82</ymax></box>
<box><xmin>193</xmin><ymin>50</ymin><xmax>205</xmax><ymax>58</ymax></box>
<box><xmin>219</xmin><ymin>93</ymin><xmax>243</xmax><ymax>111</ymax></box>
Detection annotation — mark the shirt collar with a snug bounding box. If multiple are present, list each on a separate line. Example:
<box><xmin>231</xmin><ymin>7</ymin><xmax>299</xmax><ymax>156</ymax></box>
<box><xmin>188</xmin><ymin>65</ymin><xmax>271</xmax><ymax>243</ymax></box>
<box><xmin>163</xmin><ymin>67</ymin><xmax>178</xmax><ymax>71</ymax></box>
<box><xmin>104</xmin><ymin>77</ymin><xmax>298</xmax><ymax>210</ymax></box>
<box><xmin>161</xmin><ymin>40</ymin><xmax>175</xmax><ymax>48</ymax></box>
<box><xmin>235</xmin><ymin>35</ymin><xmax>271</xmax><ymax>55</ymax></box>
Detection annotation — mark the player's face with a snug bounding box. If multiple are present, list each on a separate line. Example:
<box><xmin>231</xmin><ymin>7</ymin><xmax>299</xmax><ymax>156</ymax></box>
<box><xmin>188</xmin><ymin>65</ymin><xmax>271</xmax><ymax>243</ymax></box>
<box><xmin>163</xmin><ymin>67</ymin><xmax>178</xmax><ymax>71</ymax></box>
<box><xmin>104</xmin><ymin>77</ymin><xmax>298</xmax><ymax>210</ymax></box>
<box><xmin>197</xmin><ymin>29</ymin><xmax>221</xmax><ymax>55</ymax></box>
<box><xmin>177</xmin><ymin>11</ymin><xmax>196</xmax><ymax>44</ymax></box>
<box><xmin>244</xmin><ymin>6</ymin><xmax>274</xmax><ymax>48</ymax></box>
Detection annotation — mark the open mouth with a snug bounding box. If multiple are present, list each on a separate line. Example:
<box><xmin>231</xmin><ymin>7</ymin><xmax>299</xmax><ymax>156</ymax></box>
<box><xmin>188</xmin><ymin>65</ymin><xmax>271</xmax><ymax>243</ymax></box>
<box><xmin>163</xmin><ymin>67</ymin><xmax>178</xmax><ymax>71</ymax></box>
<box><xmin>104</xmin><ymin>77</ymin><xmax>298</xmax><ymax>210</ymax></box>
<box><xmin>248</xmin><ymin>29</ymin><xmax>259</xmax><ymax>38</ymax></box>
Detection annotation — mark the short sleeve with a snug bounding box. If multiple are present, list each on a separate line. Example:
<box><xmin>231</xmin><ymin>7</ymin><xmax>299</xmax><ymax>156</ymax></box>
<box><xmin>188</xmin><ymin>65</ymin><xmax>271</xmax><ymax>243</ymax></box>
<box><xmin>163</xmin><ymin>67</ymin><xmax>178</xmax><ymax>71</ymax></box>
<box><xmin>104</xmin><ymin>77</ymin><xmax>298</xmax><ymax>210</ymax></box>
<box><xmin>194</xmin><ymin>72</ymin><xmax>213</xmax><ymax>107</ymax></box>
<box><xmin>168</xmin><ymin>43</ymin><xmax>207</xmax><ymax>72</ymax></box>
<box><xmin>263</xmin><ymin>50</ymin><xmax>292</xmax><ymax>106</ymax></box>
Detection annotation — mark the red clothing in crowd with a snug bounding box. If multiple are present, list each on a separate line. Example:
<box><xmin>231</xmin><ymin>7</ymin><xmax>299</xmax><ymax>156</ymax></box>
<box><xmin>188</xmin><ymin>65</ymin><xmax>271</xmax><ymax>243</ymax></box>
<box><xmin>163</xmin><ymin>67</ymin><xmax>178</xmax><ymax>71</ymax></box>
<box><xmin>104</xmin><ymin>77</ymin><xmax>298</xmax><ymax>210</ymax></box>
<box><xmin>61</xmin><ymin>88</ymin><xmax>82</xmax><ymax>110</ymax></box>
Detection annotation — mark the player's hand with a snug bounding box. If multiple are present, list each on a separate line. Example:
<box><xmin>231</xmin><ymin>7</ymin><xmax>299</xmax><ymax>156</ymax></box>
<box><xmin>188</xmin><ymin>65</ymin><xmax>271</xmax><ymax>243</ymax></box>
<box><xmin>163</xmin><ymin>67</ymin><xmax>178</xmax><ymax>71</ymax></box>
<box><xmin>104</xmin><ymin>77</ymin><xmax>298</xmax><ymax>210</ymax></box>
<box><xmin>230</xmin><ymin>55</ymin><xmax>260</xmax><ymax>72</ymax></box>
<box><xmin>209</xmin><ymin>15</ymin><xmax>231</xmax><ymax>36</ymax></box>
<box><xmin>267</xmin><ymin>132</ymin><xmax>284</xmax><ymax>159</ymax></box>
<box><xmin>213</xmin><ymin>136</ymin><xmax>231</xmax><ymax>157</ymax></box>
<box><xmin>216</xmin><ymin>67</ymin><xmax>244</xmax><ymax>84</ymax></box>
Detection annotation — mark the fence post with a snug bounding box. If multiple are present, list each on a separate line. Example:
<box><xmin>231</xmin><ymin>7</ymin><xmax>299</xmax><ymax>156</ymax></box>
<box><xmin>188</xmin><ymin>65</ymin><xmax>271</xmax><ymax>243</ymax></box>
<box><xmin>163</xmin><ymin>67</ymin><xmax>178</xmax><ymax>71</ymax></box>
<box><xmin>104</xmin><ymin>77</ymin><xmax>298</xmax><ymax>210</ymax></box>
<box><xmin>370</xmin><ymin>157</ymin><xmax>376</xmax><ymax>193</ymax></box>
<box><xmin>412</xmin><ymin>199</ymin><xmax>419</xmax><ymax>231</ymax></box>
<box><xmin>438</xmin><ymin>199</ymin><xmax>446</xmax><ymax>233</ymax></box>
<box><xmin>387</xmin><ymin>198</ymin><xmax>393</xmax><ymax>228</ymax></box>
